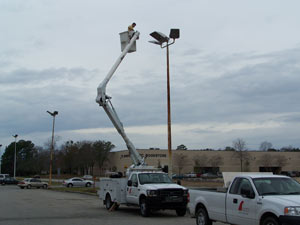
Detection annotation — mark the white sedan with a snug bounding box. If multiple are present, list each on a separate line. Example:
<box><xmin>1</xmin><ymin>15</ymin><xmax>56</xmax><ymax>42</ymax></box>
<box><xmin>18</xmin><ymin>178</ymin><xmax>48</xmax><ymax>189</ymax></box>
<box><xmin>63</xmin><ymin>177</ymin><xmax>94</xmax><ymax>188</ymax></box>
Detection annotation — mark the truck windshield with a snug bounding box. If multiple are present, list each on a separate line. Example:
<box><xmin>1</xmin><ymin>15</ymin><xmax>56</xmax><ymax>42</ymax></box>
<box><xmin>253</xmin><ymin>177</ymin><xmax>300</xmax><ymax>196</ymax></box>
<box><xmin>138</xmin><ymin>173</ymin><xmax>173</xmax><ymax>184</ymax></box>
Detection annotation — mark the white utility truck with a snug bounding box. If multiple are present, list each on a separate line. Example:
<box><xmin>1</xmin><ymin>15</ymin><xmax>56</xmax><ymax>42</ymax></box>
<box><xmin>96</xmin><ymin>30</ymin><xmax>188</xmax><ymax>217</ymax></box>
<box><xmin>188</xmin><ymin>174</ymin><xmax>300</xmax><ymax>225</ymax></box>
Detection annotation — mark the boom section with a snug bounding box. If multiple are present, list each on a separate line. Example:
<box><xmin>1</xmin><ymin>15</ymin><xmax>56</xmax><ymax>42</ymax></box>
<box><xmin>96</xmin><ymin>31</ymin><xmax>144</xmax><ymax>166</ymax></box>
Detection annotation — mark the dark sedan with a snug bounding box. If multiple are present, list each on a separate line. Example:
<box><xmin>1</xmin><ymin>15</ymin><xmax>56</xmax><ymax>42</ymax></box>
<box><xmin>1</xmin><ymin>177</ymin><xmax>19</xmax><ymax>185</ymax></box>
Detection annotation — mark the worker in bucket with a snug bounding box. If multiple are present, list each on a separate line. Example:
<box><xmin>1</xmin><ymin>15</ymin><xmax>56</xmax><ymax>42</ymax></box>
<box><xmin>128</xmin><ymin>22</ymin><xmax>136</xmax><ymax>39</ymax></box>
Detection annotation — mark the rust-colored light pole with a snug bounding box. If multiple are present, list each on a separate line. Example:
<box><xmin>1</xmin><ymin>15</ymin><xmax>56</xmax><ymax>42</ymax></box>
<box><xmin>47</xmin><ymin>110</ymin><xmax>58</xmax><ymax>186</ymax></box>
<box><xmin>149</xmin><ymin>29</ymin><xmax>180</xmax><ymax>177</ymax></box>
<box><xmin>166</xmin><ymin>43</ymin><xmax>172</xmax><ymax>177</ymax></box>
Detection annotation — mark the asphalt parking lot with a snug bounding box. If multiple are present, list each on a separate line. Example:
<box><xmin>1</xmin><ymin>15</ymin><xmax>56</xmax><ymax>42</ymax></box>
<box><xmin>0</xmin><ymin>185</ymin><xmax>225</xmax><ymax>225</ymax></box>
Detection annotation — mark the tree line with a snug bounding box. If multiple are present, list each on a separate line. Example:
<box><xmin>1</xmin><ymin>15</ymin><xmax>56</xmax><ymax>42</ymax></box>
<box><xmin>0</xmin><ymin>139</ymin><xmax>114</xmax><ymax>176</ymax></box>
<box><xmin>176</xmin><ymin>141</ymin><xmax>300</xmax><ymax>152</ymax></box>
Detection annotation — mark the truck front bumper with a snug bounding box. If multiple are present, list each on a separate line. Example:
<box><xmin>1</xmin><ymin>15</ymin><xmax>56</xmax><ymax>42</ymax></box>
<box><xmin>279</xmin><ymin>215</ymin><xmax>300</xmax><ymax>225</ymax></box>
<box><xmin>146</xmin><ymin>196</ymin><xmax>188</xmax><ymax>210</ymax></box>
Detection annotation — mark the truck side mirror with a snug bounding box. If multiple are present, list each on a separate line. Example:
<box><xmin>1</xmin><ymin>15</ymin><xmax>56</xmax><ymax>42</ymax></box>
<box><xmin>127</xmin><ymin>180</ymin><xmax>132</xmax><ymax>186</ymax></box>
<box><xmin>241</xmin><ymin>188</ymin><xmax>255</xmax><ymax>199</ymax></box>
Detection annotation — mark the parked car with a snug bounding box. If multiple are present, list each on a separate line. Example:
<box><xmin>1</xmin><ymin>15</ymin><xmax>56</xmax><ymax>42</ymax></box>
<box><xmin>201</xmin><ymin>172</ymin><xmax>219</xmax><ymax>178</ymax></box>
<box><xmin>1</xmin><ymin>177</ymin><xmax>19</xmax><ymax>185</ymax></box>
<box><xmin>185</xmin><ymin>173</ymin><xmax>197</xmax><ymax>178</ymax></box>
<box><xmin>0</xmin><ymin>174</ymin><xmax>10</xmax><ymax>181</ymax></box>
<box><xmin>172</xmin><ymin>174</ymin><xmax>184</xmax><ymax>179</ymax></box>
<box><xmin>63</xmin><ymin>177</ymin><xmax>94</xmax><ymax>187</ymax></box>
<box><xmin>18</xmin><ymin>178</ymin><xmax>48</xmax><ymax>189</ymax></box>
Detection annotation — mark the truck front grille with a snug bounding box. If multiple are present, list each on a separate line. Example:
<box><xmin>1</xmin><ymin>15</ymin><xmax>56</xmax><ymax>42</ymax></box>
<box><xmin>158</xmin><ymin>189</ymin><xmax>183</xmax><ymax>196</ymax></box>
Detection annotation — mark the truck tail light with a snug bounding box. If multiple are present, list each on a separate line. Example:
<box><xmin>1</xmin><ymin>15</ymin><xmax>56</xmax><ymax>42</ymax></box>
<box><xmin>187</xmin><ymin>192</ymin><xmax>190</xmax><ymax>203</ymax></box>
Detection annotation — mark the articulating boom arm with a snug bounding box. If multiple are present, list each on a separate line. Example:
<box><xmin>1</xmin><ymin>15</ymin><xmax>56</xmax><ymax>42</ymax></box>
<box><xmin>96</xmin><ymin>31</ymin><xmax>145</xmax><ymax>166</ymax></box>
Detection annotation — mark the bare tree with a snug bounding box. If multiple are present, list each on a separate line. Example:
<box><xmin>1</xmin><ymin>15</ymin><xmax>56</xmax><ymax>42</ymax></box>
<box><xmin>193</xmin><ymin>154</ymin><xmax>208</xmax><ymax>173</ymax></box>
<box><xmin>194</xmin><ymin>154</ymin><xmax>207</xmax><ymax>166</ymax></box>
<box><xmin>257</xmin><ymin>153</ymin><xmax>273</xmax><ymax>166</ymax></box>
<box><xmin>173</xmin><ymin>153</ymin><xmax>188</xmax><ymax>174</ymax></box>
<box><xmin>233</xmin><ymin>138</ymin><xmax>249</xmax><ymax>172</ymax></box>
<box><xmin>257</xmin><ymin>153</ymin><xmax>273</xmax><ymax>171</ymax></box>
<box><xmin>259</xmin><ymin>141</ymin><xmax>273</xmax><ymax>151</ymax></box>
<box><xmin>209</xmin><ymin>155</ymin><xmax>224</xmax><ymax>173</ymax></box>
<box><xmin>281</xmin><ymin>145</ymin><xmax>294</xmax><ymax>152</ymax></box>
<box><xmin>44</xmin><ymin>135</ymin><xmax>61</xmax><ymax>151</ymax></box>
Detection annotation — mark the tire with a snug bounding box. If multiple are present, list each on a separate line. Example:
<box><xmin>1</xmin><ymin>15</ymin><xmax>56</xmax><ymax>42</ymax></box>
<box><xmin>27</xmin><ymin>184</ymin><xmax>32</xmax><ymax>189</ymax></box>
<box><xmin>85</xmin><ymin>182</ymin><xmax>91</xmax><ymax>187</ymax></box>
<box><xmin>262</xmin><ymin>216</ymin><xmax>279</xmax><ymax>225</ymax></box>
<box><xmin>43</xmin><ymin>184</ymin><xmax>48</xmax><ymax>189</ymax></box>
<box><xmin>176</xmin><ymin>208</ymin><xmax>187</xmax><ymax>217</ymax></box>
<box><xmin>140</xmin><ymin>198</ymin><xmax>150</xmax><ymax>217</ymax></box>
<box><xmin>196</xmin><ymin>207</ymin><xmax>212</xmax><ymax>225</ymax></box>
<box><xmin>67</xmin><ymin>183</ymin><xmax>73</xmax><ymax>188</ymax></box>
<box><xmin>105</xmin><ymin>194</ymin><xmax>113</xmax><ymax>210</ymax></box>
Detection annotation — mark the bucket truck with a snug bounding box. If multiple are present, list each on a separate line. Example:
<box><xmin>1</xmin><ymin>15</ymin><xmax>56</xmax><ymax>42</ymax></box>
<box><xmin>96</xmin><ymin>30</ymin><xmax>188</xmax><ymax>217</ymax></box>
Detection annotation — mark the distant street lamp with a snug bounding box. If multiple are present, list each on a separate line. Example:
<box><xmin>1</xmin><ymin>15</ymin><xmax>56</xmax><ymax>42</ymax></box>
<box><xmin>12</xmin><ymin>134</ymin><xmax>18</xmax><ymax>178</ymax></box>
<box><xmin>47</xmin><ymin>110</ymin><xmax>58</xmax><ymax>186</ymax></box>
<box><xmin>0</xmin><ymin>144</ymin><xmax>2</xmax><ymax>174</ymax></box>
<box><xmin>149</xmin><ymin>29</ymin><xmax>180</xmax><ymax>177</ymax></box>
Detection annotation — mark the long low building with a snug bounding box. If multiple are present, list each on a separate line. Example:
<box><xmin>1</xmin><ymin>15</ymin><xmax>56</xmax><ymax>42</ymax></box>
<box><xmin>95</xmin><ymin>149</ymin><xmax>300</xmax><ymax>176</ymax></box>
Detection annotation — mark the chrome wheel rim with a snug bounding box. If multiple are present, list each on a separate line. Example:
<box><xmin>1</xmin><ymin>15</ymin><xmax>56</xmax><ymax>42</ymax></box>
<box><xmin>140</xmin><ymin>202</ymin><xmax>146</xmax><ymax>214</ymax></box>
<box><xmin>266</xmin><ymin>222</ymin><xmax>275</xmax><ymax>225</ymax></box>
<box><xmin>106</xmin><ymin>196</ymin><xmax>111</xmax><ymax>209</ymax></box>
<box><xmin>197</xmin><ymin>211</ymin><xmax>205</xmax><ymax>225</ymax></box>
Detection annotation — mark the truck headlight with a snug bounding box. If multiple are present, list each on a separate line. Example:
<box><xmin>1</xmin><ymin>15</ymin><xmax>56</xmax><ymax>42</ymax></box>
<box><xmin>147</xmin><ymin>190</ymin><xmax>158</xmax><ymax>197</ymax></box>
<box><xmin>183</xmin><ymin>190</ymin><xmax>189</xmax><ymax>196</ymax></box>
<box><xmin>284</xmin><ymin>207</ymin><xmax>300</xmax><ymax>216</ymax></box>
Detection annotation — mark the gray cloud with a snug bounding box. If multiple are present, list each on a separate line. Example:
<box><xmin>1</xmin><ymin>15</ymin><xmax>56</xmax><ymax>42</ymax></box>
<box><xmin>2</xmin><ymin>0</ymin><xmax>300</xmax><ymax>151</ymax></box>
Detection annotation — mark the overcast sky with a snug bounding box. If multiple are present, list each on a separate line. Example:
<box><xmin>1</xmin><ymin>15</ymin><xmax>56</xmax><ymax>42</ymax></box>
<box><xmin>1</xmin><ymin>0</ymin><xmax>300</xmax><ymax>153</ymax></box>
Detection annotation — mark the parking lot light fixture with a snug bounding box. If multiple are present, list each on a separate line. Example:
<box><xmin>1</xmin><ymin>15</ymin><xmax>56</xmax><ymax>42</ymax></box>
<box><xmin>12</xmin><ymin>134</ymin><xmax>18</xmax><ymax>178</ymax></box>
<box><xmin>47</xmin><ymin>110</ymin><xmax>58</xmax><ymax>186</ymax></box>
<box><xmin>149</xmin><ymin>29</ymin><xmax>180</xmax><ymax>178</ymax></box>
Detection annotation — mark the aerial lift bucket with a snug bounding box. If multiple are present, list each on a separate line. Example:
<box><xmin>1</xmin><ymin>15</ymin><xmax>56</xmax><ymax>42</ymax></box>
<box><xmin>119</xmin><ymin>31</ymin><xmax>136</xmax><ymax>53</ymax></box>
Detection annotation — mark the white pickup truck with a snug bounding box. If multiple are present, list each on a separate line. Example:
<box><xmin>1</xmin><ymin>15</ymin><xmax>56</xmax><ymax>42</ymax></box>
<box><xmin>98</xmin><ymin>169</ymin><xmax>189</xmax><ymax>217</ymax></box>
<box><xmin>188</xmin><ymin>174</ymin><xmax>300</xmax><ymax>225</ymax></box>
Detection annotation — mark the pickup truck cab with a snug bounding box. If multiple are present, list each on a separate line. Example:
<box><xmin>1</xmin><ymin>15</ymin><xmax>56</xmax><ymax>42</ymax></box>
<box><xmin>99</xmin><ymin>170</ymin><xmax>189</xmax><ymax>217</ymax></box>
<box><xmin>188</xmin><ymin>174</ymin><xmax>300</xmax><ymax>225</ymax></box>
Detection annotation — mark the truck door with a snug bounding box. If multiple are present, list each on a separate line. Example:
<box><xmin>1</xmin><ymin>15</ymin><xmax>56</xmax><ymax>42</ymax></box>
<box><xmin>126</xmin><ymin>174</ymin><xmax>139</xmax><ymax>204</ymax></box>
<box><xmin>226</xmin><ymin>178</ymin><xmax>256</xmax><ymax>225</ymax></box>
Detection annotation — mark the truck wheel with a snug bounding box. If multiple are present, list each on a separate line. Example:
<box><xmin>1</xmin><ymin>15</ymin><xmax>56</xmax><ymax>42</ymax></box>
<box><xmin>176</xmin><ymin>208</ymin><xmax>187</xmax><ymax>216</ymax></box>
<box><xmin>262</xmin><ymin>216</ymin><xmax>279</xmax><ymax>225</ymax></box>
<box><xmin>105</xmin><ymin>194</ymin><xmax>113</xmax><ymax>210</ymax></box>
<box><xmin>85</xmin><ymin>182</ymin><xmax>91</xmax><ymax>187</ymax></box>
<box><xmin>27</xmin><ymin>184</ymin><xmax>32</xmax><ymax>189</ymax></box>
<box><xmin>140</xmin><ymin>198</ymin><xmax>150</xmax><ymax>217</ymax></box>
<box><xmin>196</xmin><ymin>207</ymin><xmax>212</xmax><ymax>225</ymax></box>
